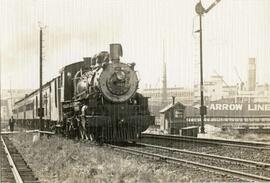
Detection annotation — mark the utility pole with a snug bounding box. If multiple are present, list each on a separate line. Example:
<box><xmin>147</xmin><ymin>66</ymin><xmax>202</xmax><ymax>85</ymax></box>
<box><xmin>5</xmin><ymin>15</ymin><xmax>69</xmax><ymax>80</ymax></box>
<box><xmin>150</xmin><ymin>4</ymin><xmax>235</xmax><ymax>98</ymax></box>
<box><xmin>195</xmin><ymin>0</ymin><xmax>221</xmax><ymax>133</ymax></box>
<box><xmin>39</xmin><ymin>24</ymin><xmax>46</xmax><ymax>131</ymax></box>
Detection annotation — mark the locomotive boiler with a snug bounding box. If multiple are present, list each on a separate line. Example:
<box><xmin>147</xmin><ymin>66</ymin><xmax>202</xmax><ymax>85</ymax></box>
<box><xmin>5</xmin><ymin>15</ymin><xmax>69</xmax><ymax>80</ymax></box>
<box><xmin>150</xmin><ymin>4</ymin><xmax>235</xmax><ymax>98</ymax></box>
<box><xmin>74</xmin><ymin>44</ymin><xmax>138</xmax><ymax>103</ymax></box>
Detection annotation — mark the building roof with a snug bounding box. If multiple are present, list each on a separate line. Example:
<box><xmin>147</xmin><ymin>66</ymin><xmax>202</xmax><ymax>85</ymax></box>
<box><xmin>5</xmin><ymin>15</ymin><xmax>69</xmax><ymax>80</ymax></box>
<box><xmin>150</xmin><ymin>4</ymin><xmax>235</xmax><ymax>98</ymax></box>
<box><xmin>159</xmin><ymin>102</ymin><xmax>185</xmax><ymax>113</ymax></box>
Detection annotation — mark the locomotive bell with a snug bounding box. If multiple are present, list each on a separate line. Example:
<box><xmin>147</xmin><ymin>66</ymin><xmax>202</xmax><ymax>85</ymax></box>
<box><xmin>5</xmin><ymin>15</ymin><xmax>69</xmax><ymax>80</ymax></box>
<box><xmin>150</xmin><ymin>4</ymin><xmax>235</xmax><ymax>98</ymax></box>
<box><xmin>110</xmin><ymin>44</ymin><xmax>123</xmax><ymax>63</ymax></box>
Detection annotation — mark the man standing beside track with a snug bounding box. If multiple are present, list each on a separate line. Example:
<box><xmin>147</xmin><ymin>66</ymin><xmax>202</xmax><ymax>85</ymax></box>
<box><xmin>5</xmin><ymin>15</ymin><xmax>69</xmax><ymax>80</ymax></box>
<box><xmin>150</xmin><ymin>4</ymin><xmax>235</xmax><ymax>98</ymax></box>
<box><xmin>9</xmin><ymin>116</ymin><xmax>15</xmax><ymax>132</ymax></box>
<box><xmin>80</xmin><ymin>103</ymin><xmax>89</xmax><ymax>140</ymax></box>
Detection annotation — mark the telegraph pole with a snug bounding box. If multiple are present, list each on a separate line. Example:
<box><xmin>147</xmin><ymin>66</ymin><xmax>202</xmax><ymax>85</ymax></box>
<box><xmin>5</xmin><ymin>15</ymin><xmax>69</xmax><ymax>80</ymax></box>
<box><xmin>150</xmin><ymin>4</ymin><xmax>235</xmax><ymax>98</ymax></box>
<box><xmin>195</xmin><ymin>0</ymin><xmax>221</xmax><ymax>133</ymax></box>
<box><xmin>38</xmin><ymin>0</ymin><xmax>46</xmax><ymax>131</ymax></box>
<box><xmin>199</xmin><ymin>12</ymin><xmax>206</xmax><ymax>134</ymax></box>
<box><xmin>39</xmin><ymin>26</ymin><xmax>44</xmax><ymax>131</ymax></box>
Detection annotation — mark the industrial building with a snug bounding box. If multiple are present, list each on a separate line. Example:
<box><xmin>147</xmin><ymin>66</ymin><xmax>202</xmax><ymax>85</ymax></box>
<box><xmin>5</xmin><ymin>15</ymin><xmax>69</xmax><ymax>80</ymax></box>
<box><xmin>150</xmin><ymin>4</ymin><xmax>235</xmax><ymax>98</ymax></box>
<box><xmin>142</xmin><ymin>58</ymin><xmax>270</xmax><ymax>119</ymax></box>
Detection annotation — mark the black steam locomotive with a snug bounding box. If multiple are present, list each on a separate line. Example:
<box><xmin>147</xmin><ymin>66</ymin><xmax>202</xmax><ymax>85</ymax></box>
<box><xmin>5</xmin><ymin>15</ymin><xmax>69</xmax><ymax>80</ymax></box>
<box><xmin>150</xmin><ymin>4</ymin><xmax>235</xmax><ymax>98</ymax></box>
<box><xmin>13</xmin><ymin>44</ymin><xmax>155</xmax><ymax>142</ymax></box>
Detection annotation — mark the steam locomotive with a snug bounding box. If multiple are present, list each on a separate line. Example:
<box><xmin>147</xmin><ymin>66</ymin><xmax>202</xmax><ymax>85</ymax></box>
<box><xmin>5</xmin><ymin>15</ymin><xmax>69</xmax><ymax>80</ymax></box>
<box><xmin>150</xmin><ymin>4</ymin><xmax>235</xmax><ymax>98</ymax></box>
<box><xmin>13</xmin><ymin>44</ymin><xmax>155</xmax><ymax>142</ymax></box>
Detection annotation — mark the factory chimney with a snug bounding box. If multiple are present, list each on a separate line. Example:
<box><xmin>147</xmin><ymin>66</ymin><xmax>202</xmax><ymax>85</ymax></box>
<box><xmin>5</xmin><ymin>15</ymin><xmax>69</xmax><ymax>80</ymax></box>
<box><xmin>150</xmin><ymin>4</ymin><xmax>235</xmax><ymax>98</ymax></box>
<box><xmin>161</xmin><ymin>40</ymin><xmax>167</xmax><ymax>106</ymax></box>
<box><xmin>247</xmin><ymin>58</ymin><xmax>256</xmax><ymax>91</ymax></box>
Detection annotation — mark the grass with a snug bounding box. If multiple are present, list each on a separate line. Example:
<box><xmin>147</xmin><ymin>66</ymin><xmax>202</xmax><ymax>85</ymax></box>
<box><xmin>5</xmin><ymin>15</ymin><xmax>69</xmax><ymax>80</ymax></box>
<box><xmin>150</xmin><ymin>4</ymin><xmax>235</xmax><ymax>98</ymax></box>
<box><xmin>10</xmin><ymin>133</ymin><xmax>242</xmax><ymax>183</ymax></box>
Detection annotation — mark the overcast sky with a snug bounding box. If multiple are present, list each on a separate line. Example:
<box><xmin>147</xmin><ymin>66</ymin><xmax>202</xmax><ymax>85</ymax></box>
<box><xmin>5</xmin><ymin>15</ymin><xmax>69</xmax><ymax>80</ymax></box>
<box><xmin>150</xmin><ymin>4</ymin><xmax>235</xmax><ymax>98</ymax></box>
<box><xmin>1</xmin><ymin>0</ymin><xmax>270</xmax><ymax>90</ymax></box>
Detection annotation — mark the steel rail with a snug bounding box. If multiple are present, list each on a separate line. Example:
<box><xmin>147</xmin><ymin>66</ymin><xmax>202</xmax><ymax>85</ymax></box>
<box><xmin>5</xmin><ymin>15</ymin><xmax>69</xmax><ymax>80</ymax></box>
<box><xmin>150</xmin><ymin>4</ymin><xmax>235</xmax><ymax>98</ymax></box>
<box><xmin>1</xmin><ymin>131</ymin><xmax>20</xmax><ymax>135</ymax></box>
<box><xmin>1</xmin><ymin>136</ymin><xmax>23</xmax><ymax>183</ymax></box>
<box><xmin>137</xmin><ymin>142</ymin><xmax>270</xmax><ymax>168</ymax></box>
<box><xmin>107</xmin><ymin>144</ymin><xmax>270</xmax><ymax>182</ymax></box>
<box><xmin>1</xmin><ymin>130</ymin><xmax>55</xmax><ymax>135</ymax></box>
<box><xmin>141</xmin><ymin>133</ymin><xmax>270</xmax><ymax>150</ymax></box>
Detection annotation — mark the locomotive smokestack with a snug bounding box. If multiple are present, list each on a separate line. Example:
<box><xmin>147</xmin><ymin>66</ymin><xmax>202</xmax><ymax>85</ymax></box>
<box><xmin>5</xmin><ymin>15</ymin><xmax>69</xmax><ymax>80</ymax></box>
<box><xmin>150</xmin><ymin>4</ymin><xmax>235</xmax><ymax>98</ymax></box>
<box><xmin>110</xmin><ymin>43</ymin><xmax>123</xmax><ymax>63</ymax></box>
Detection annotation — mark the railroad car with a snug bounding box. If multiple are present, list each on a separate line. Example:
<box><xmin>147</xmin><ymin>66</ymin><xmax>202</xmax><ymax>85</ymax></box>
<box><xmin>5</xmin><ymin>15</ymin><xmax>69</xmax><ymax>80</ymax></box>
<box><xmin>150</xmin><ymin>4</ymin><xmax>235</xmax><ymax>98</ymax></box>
<box><xmin>13</xmin><ymin>78</ymin><xmax>61</xmax><ymax>130</ymax></box>
<box><xmin>13</xmin><ymin>43</ymin><xmax>155</xmax><ymax>142</ymax></box>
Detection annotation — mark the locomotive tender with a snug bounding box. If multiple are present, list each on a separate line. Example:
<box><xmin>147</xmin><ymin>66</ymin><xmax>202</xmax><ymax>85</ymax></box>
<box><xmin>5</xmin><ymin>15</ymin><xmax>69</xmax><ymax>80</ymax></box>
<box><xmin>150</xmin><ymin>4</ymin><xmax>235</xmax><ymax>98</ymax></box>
<box><xmin>13</xmin><ymin>44</ymin><xmax>155</xmax><ymax>141</ymax></box>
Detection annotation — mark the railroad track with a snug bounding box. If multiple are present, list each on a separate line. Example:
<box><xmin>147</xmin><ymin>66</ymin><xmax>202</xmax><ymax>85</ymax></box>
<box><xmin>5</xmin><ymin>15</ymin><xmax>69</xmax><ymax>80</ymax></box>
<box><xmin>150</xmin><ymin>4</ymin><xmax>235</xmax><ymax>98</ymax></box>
<box><xmin>141</xmin><ymin>133</ymin><xmax>270</xmax><ymax>150</ymax></box>
<box><xmin>1</xmin><ymin>135</ymin><xmax>39</xmax><ymax>183</ymax></box>
<box><xmin>107</xmin><ymin>142</ymin><xmax>270</xmax><ymax>182</ymax></box>
<box><xmin>4</xmin><ymin>130</ymin><xmax>270</xmax><ymax>182</ymax></box>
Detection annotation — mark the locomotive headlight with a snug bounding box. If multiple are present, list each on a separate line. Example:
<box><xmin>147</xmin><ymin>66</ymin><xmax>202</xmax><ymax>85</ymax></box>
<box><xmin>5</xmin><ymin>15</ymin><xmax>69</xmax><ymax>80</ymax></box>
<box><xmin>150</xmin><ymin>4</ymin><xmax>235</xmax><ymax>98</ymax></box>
<box><xmin>116</xmin><ymin>71</ymin><xmax>126</xmax><ymax>81</ymax></box>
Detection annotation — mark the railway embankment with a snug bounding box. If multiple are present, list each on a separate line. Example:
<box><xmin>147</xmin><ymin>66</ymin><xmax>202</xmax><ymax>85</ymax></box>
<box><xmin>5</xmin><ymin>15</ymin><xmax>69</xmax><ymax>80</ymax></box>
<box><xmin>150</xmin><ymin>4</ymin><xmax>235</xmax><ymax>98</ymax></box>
<box><xmin>10</xmin><ymin>133</ymin><xmax>244</xmax><ymax>182</ymax></box>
